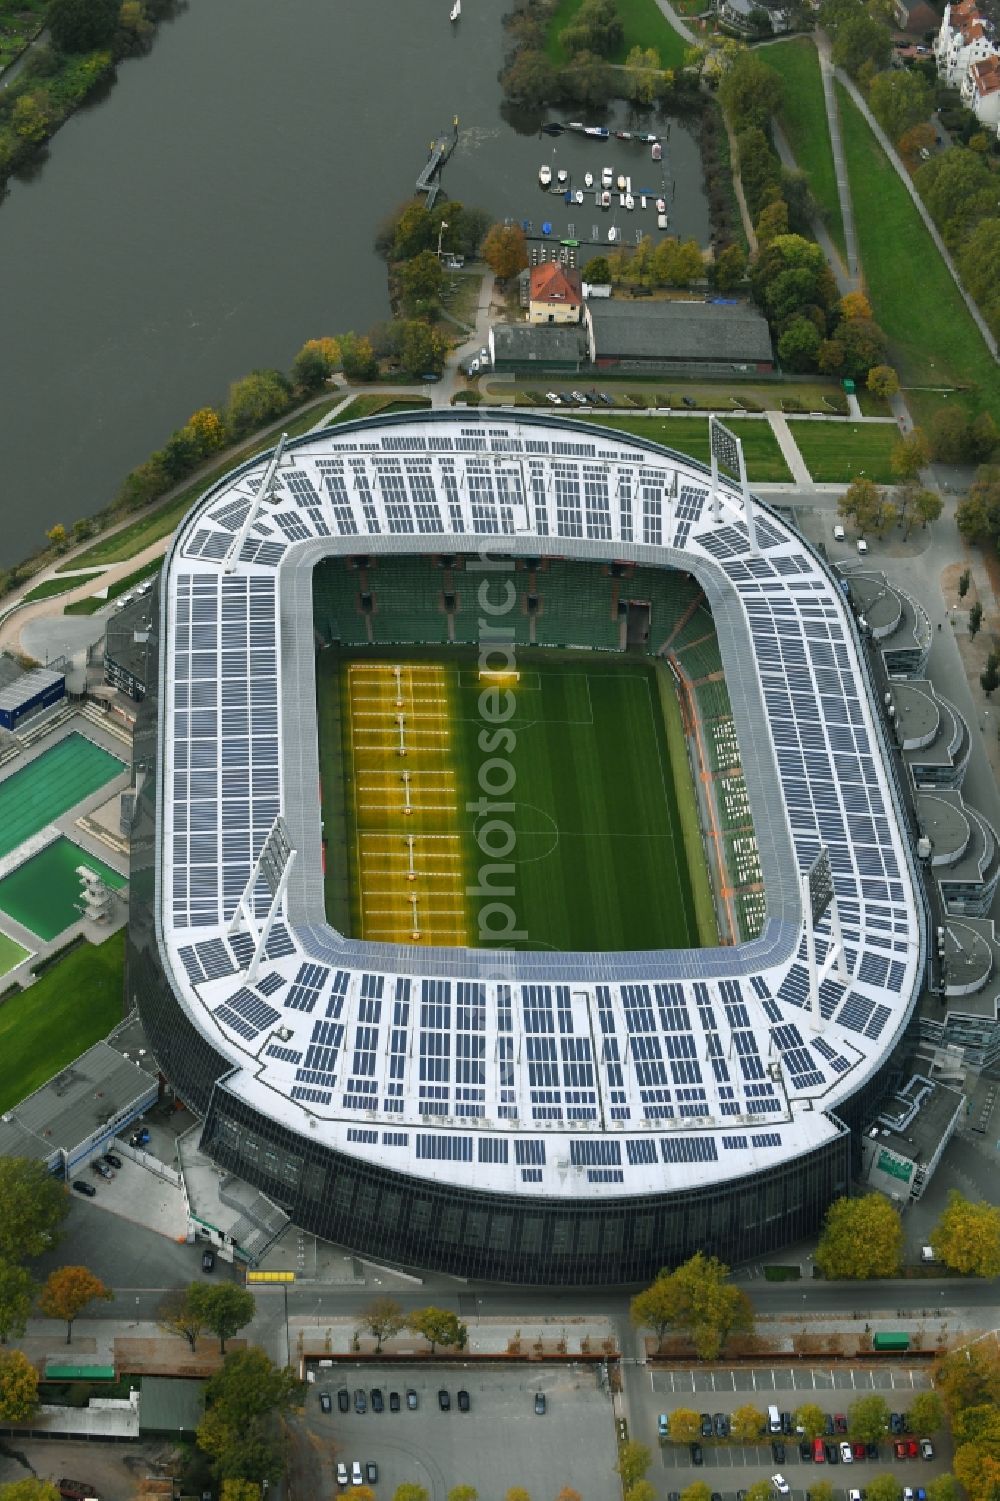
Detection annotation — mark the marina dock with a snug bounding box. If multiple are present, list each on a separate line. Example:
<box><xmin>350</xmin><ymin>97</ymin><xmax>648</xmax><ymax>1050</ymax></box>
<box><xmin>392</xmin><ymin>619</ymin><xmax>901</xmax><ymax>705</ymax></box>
<box><xmin>416</xmin><ymin>117</ymin><xmax>459</xmax><ymax>209</ymax></box>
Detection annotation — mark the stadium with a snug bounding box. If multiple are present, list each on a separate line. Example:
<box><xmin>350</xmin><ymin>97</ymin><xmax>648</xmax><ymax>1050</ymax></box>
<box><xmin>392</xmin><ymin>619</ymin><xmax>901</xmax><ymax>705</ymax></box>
<box><xmin>127</xmin><ymin>408</ymin><xmax>926</xmax><ymax>1284</ymax></box>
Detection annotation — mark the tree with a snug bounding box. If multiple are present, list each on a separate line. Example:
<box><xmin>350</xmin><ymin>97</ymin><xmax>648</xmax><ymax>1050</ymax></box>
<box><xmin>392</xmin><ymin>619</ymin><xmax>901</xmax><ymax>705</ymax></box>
<box><xmin>340</xmin><ymin>332</ymin><xmax>378</xmax><ymax>382</ymax></box>
<box><xmin>587</xmin><ymin>256</ymin><xmax>611</xmax><ymax>284</ymax></box>
<box><xmin>669</xmin><ymin>1408</ymin><xmax>703</xmax><ymax>1444</ymax></box>
<box><xmin>481</xmin><ymin>223</ymin><xmax>528</xmax><ymax>282</ymax></box>
<box><xmin>676</xmin><ymin>1253</ymin><xmax>753</xmax><ymax>1359</ymax></box>
<box><xmin>745</xmin><ymin>1483</ymin><xmax>774</xmax><ymax>1501</ymax></box>
<box><xmin>932</xmin><ymin>1191</ymin><xmax>1000</xmax><ymax>1277</ymax></box>
<box><xmin>220</xmin><ymin>1485</ymin><xmax>261</xmax><ymax>1501</ymax></box>
<box><xmin>680</xmin><ymin>1485</ymin><xmax>712</xmax><ymax>1501</ymax></box>
<box><xmin>500</xmin><ymin>47</ymin><xmax>559</xmax><ymax>106</ymax></box>
<box><xmin>12</xmin><ymin>94</ymin><xmax>51</xmax><ymax>144</ymax></box>
<box><xmin>623</xmin><ymin>46</ymin><xmax>662</xmax><ymax>105</ymax></box>
<box><xmin>505</xmin><ymin>1491</ymin><xmax>532</xmax><ymax>1501</ymax></box>
<box><xmin>399</xmin><ymin>321</ymin><xmax>447</xmax><ymax>377</ymax></box>
<box><xmin>970</xmin><ymin>411</ymin><xmax>1000</xmax><ymax>463</ymax></box>
<box><xmin>0</xmin><ymin>1159</ymin><xmax>67</xmax><ymax>1262</ymax></box>
<box><xmin>809</xmin><ymin>1485</ymin><xmax>834</xmax><ymax>1501</ymax></box>
<box><xmin>400</xmin><ymin>250</ymin><xmax>446</xmax><ymax>309</ymax></box>
<box><xmin>969</xmin><ymin>600</ymin><xmax>983</xmax><ymax>638</ymax></box>
<box><xmin>0</xmin><ymin>1484</ymin><xmax>59</xmax><ymax>1501</ymax></box>
<box><xmin>839</xmin><ymin>476</ymin><xmax>886</xmax><ymax>537</ymax></box>
<box><xmin>554</xmin><ymin>1491</ymin><xmax>581</xmax><ymax>1501</ymax></box>
<box><xmin>927</xmin><ymin>1477</ymin><xmax>962</xmax><ymax>1501</ymax></box>
<box><xmin>225</xmin><ymin>369</ymin><xmax>292</xmax><ymax>439</ymax></box>
<box><xmin>832</xmin><ymin>13</ymin><xmax>891</xmax><ymax>75</ymax></box>
<box><xmin>38</xmin><ymin>1266</ymin><xmax>112</xmax><ymax>1345</ymax></box>
<box><xmin>198</xmin><ymin>1349</ymin><xmax>302</xmax><ymax>1486</ymax></box>
<box><xmin>868</xmin><ymin>69</ymin><xmax>933</xmax><ymax>144</ymax></box>
<box><xmin>48</xmin><ymin>0</ymin><xmax>119</xmax><ymax>51</ymax></box>
<box><xmin>0</xmin><ymin>1348</ymin><xmax>39</xmax><ymax>1422</ymax></box>
<box><xmin>393</xmin><ymin>1487</ymin><xmax>430</xmax><ymax>1501</ymax></box>
<box><xmin>959</xmin><ymin>567</ymin><xmax>972</xmax><ymax>598</ymax></box>
<box><xmin>778</xmin><ymin>317</ymin><xmax>821</xmax><ymax>372</ymax></box>
<box><xmin>910</xmin><ymin>1391</ymin><xmax>945</xmax><ymax>1434</ymax></box>
<box><xmin>731</xmin><ymin>1403</ymin><xmax>766</xmax><ymax>1441</ymax></box>
<box><xmin>867</xmin><ymin>364</ymin><xmax>899</xmax><ymax>399</ymax></box>
<box><xmin>849</xmin><ymin>1395</ymin><xmax>891</xmax><ymax>1443</ymax></box>
<box><xmin>561</xmin><ymin>0</ymin><xmax>623</xmax><ymax>56</ymax></box>
<box><xmin>756</xmin><ymin>200</ymin><xmax>789</xmax><ymax>247</ymax></box>
<box><xmin>838</xmin><ymin>317</ymin><xmax>888</xmax><ymax>380</ymax></box>
<box><xmin>930</xmin><ymin>406</ymin><xmax>971</xmax><ymax>464</ymax></box>
<box><xmin>626</xmin><ymin>1484</ymin><xmax>657</xmax><ymax>1501</ymax></box>
<box><xmin>865</xmin><ymin>1476</ymin><xmax>902</xmax><ymax>1501</ymax></box>
<box><xmin>714</xmin><ymin>243</ymin><xmax>747</xmax><ymax>291</ymax></box>
<box><xmin>631</xmin><ymin>1274</ymin><xmax>673</xmax><ymax>1348</ymax></box>
<box><xmin>188</xmin><ymin>1282</ymin><xmax>256</xmax><ymax>1354</ymax></box>
<box><xmin>617</xmin><ymin>1442</ymin><xmax>651</xmax><ymax>1487</ymax></box>
<box><xmin>447</xmin><ymin>1488</ymin><xmax>478</xmax><ymax>1501</ymax></box>
<box><xmin>0</xmin><ymin>1261</ymin><xmax>33</xmax><ymax>1345</ymax></box>
<box><xmin>719</xmin><ymin>51</ymin><xmax>784</xmax><ymax>132</ymax></box>
<box><xmin>158</xmin><ymin>1287</ymin><xmax>208</xmax><ymax>1351</ymax></box>
<box><xmin>891</xmin><ymin>429</ymin><xmax>930</xmax><ymax>484</ymax></box>
<box><xmin>794</xmin><ymin>1403</ymin><xmax>827</xmax><ymax>1440</ymax></box>
<box><xmin>816</xmin><ymin>1194</ymin><xmax>903</xmax><ymax>1278</ymax></box>
<box><xmin>983</xmin><ymin>663</ymin><xmax>1000</xmax><ymax>699</ymax></box>
<box><xmin>407</xmin><ymin>1306</ymin><xmax>466</xmax><ymax>1352</ymax></box>
<box><xmin>361</xmin><ymin>1295</ymin><xmax>405</xmax><ymax>1353</ymax></box>
<box><xmin>292</xmin><ymin>337</ymin><xmax>341</xmax><ymax>393</ymax></box>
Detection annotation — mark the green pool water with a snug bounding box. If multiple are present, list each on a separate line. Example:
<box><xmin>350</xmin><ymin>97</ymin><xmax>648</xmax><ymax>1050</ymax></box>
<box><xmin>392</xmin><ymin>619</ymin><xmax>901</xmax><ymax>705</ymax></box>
<box><xmin>0</xmin><ymin>734</ymin><xmax>125</xmax><ymax>861</ymax></box>
<box><xmin>0</xmin><ymin>838</ymin><xmax>127</xmax><ymax>941</ymax></box>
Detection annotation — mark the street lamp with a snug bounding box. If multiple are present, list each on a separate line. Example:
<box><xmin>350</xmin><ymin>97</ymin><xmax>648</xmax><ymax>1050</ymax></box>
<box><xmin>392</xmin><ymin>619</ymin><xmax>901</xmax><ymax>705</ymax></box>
<box><xmin>436</xmin><ymin>221</ymin><xmax>450</xmax><ymax>259</ymax></box>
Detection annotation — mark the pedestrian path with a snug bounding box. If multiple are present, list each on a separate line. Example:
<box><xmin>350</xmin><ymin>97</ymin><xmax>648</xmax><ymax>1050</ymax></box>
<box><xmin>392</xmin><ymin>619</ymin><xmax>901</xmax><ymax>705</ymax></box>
<box><xmin>816</xmin><ymin>34</ymin><xmax>860</xmax><ymax>286</ymax></box>
<box><xmin>768</xmin><ymin>412</ymin><xmax>812</xmax><ymax>486</ymax></box>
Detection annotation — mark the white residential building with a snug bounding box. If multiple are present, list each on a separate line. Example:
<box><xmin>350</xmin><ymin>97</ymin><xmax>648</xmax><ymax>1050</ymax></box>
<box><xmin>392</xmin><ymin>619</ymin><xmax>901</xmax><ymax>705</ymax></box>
<box><xmin>935</xmin><ymin>0</ymin><xmax>998</xmax><ymax>85</ymax></box>
<box><xmin>961</xmin><ymin>54</ymin><xmax>1000</xmax><ymax>123</ymax></box>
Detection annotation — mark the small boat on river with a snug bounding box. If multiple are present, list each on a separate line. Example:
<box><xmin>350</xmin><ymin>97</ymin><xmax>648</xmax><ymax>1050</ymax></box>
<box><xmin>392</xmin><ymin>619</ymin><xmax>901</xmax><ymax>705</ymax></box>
<box><xmin>539</xmin><ymin>165</ymin><xmax>552</xmax><ymax>186</ymax></box>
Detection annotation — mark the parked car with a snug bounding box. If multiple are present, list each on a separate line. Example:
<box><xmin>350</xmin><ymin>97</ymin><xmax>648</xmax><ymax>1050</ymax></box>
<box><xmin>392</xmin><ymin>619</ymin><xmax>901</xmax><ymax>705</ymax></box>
<box><xmin>354</xmin><ymin>1389</ymin><xmax>366</xmax><ymax>1414</ymax></box>
<box><xmin>658</xmin><ymin>1414</ymin><xmax>669</xmax><ymax>1439</ymax></box>
<box><xmin>319</xmin><ymin>1392</ymin><xmax>332</xmax><ymax>1414</ymax></box>
<box><xmin>57</xmin><ymin>1482</ymin><xmax>97</xmax><ymax>1500</ymax></box>
<box><xmin>458</xmin><ymin>1389</ymin><xmax>470</xmax><ymax>1412</ymax></box>
<box><xmin>690</xmin><ymin>1445</ymin><xmax>703</xmax><ymax>1467</ymax></box>
<box><xmin>91</xmin><ymin>1160</ymin><xmax>112</xmax><ymax>1179</ymax></box>
<box><xmin>439</xmin><ymin>1389</ymin><xmax>451</xmax><ymax>1411</ymax></box>
<box><xmin>570</xmin><ymin>391</ymin><xmax>589</xmax><ymax>406</ymax></box>
<box><xmin>351</xmin><ymin>1462</ymin><xmax>363</xmax><ymax>1486</ymax></box>
<box><xmin>389</xmin><ymin>1390</ymin><xmax>400</xmax><ymax>1412</ymax></box>
<box><xmin>406</xmin><ymin>1389</ymin><xmax>418</xmax><ymax>1410</ymax></box>
<box><xmin>714</xmin><ymin>1413</ymin><xmax>729</xmax><ymax>1438</ymax></box>
<box><xmin>835</xmin><ymin>1415</ymin><xmax>848</xmax><ymax>1435</ymax></box>
<box><xmin>103</xmin><ymin>1152</ymin><xmax>122</xmax><ymax>1169</ymax></box>
<box><xmin>904</xmin><ymin>1488</ymin><xmax>915</xmax><ymax>1501</ymax></box>
<box><xmin>824</xmin><ymin>1414</ymin><xmax>835</xmax><ymax>1435</ymax></box>
<box><xmin>907</xmin><ymin>1440</ymin><xmax>919</xmax><ymax>1458</ymax></box>
<box><xmin>868</xmin><ymin>1444</ymin><xmax>880</xmax><ymax>1461</ymax></box>
<box><xmin>371</xmin><ymin>1389</ymin><xmax>383</xmax><ymax>1413</ymax></box>
<box><xmin>701</xmin><ymin>1414</ymin><xmax>713</xmax><ymax>1438</ymax></box>
<box><xmin>857</xmin><ymin>537</ymin><xmax>869</xmax><ymax>555</ymax></box>
<box><xmin>71</xmin><ymin>1180</ymin><xmax>96</xmax><ymax>1197</ymax></box>
<box><xmin>772</xmin><ymin>1442</ymin><xmax>786</xmax><ymax>1464</ymax></box>
<box><xmin>833</xmin><ymin>523</ymin><xmax>845</xmax><ymax>541</ymax></box>
<box><xmin>366</xmin><ymin>1463</ymin><xmax>378</xmax><ymax>1485</ymax></box>
<box><xmin>825</xmin><ymin>1443</ymin><xmax>839</xmax><ymax>1464</ymax></box>
<box><xmin>201</xmin><ymin>1248</ymin><xmax>215</xmax><ymax>1272</ymax></box>
<box><xmin>338</xmin><ymin>1388</ymin><xmax>350</xmax><ymax>1413</ymax></box>
<box><xmin>130</xmin><ymin>1127</ymin><xmax>150</xmax><ymax>1146</ymax></box>
<box><xmin>781</xmin><ymin>1413</ymin><xmax>793</xmax><ymax>1436</ymax></box>
<box><xmin>336</xmin><ymin>1463</ymin><xmax>349</xmax><ymax>1487</ymax></box>
<box><xmin>535</xmin><ymin>1392</ymin><xmax>547</xmax><ymax>1415</ymax></box>
<box><xmin>772</xmin><ymin>1477</ymin><xmax>790</xmax><ymax>1496</ymax></box>
<box><xmin>599</xmin><ymin>391</ymin><xmax>613</xmax><ymax>405</ymax></box>
<box><xmin>920</xmin><ymin>1441</ymin><xmax>934</xmax><ymax>1461</ymax></box>
<box><xmin>682</xmin><ymin>395</ymin><xmax>697</xmax><ymax>409</ymax></box>
<box><xmin>853</xmin><ymin>1442</ymin><xmax>866</xmax><ymax>1460</ymax></box>
<box><xmin>895</xmin><ymin>1442</ymin><xmax>909</xmax><ymax>1460</ymax></box>
<box><xmin>545</xmin><ymin>392</ymin><xmax>562</xmax><ymax>405</ymax></box>
<box><xmin>813</xmin><ymin>1439</ymin><xmax>826</xmax><ymax>1463</ymax></box>
<box><xmin>850</xmin><ymin>1490</ymin><xmax>864</xmax><ymax>1501</ymax></box>
<box><xmin>800</xmin><ymin>1442</ymin><xmax>813</xmax><ymax>1463</ymax></box>
<box><xmin>841</xmin><ymin>1442</ymin><xmax>853</xmax><ymax>1464</ymax></box>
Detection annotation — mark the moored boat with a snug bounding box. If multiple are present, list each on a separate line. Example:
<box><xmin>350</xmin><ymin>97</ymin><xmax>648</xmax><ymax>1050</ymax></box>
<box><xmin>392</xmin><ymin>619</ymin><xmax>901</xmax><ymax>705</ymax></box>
<box><xmin>584</xmin><ymin>125</ymin><xmax>609</xmax><ymax>138</ymax></box>
<box><xmin>656</xmin><ymin>197</ymin><xmax>666</xmax><ymax>213</ymax></box>
<box><xmin>625</xmin><ymin>193</ymin><xmax>634</xmax><ymax>210</ymax></box>
<box><xmin>584</xmin><ymin>171</ymin><xmax>594</xmax><ymax>188</ymax></box>
<box><xmin>574</xmin><ymin>189</ymin><xmax>584</xmax><ymax>203</ymax></box>
<box><xmin>608</xmin><ymin>226</ymin><xmax>618</xmax><ymax>241</ymax></box>
<box><xmin>539</xmin><ymin>165</ymin><xmax>552</xmax><ymax>186</ymax></box>
<box><xmin>450</xmin><ymin>0</ymin><xmax>461</xmax><ymax>19</ymax></box>
<box><xmin>557</xmin><ymin>168</ymin><xmax>568</xmax><ymax>184</ymax></box>
<box><xmin>651</xmin><ymin>142</ymin><xmax>662</xmax><ymax>161</ymax></box>
<box><xmin>541</xmin><ymin>123</ymin><xmax>564</xmax><ymax>136</ymax></box>
<box><xmin>600</xmin><ymin>190</ymin><xmax>611</xmax><ymax>209</ymax></box>
<box><xmin>657</xmin><ymin>212</ymin><xmax>668</xmax><ymax>230</ymax></box>
<box><xmin>616</xmin><ymin>174</ymin><xmax>626</xmax><ymax>191</ymax></box>
<box><xmin>601</xmin><ymin>166</ymin><xmax>613</xmax><ymax>187</ymax></box>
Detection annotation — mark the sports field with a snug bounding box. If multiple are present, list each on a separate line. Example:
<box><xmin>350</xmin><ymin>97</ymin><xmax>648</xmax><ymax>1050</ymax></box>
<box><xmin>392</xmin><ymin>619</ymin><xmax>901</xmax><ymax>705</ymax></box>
<box><xmin>0</xmin><ymin>837</ymin><xmax>127</xmax><ymax>941</ymax></box>
<box><xmin>318</xmin><ymin>649</ymin><xmax>711</xmax><ymax>953</ymax></box>
<box><xmin>0</xmin><ymin>733</ymin><xmax>125</xmax><ymax>862</ymax></box>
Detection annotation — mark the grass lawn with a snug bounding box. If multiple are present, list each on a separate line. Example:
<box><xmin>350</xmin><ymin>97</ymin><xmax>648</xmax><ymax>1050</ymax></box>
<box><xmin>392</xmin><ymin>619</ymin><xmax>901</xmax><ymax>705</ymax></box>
<box><xmin>21</xmin><ymin>571</ymin><xmax>105</xmax><ymax>603</ymax></box>
<box><xmin>320</xmin><ymin>648</ymin><xmax>705</xmax><ymax>953</ymax></box>
<box><xmin>58</xmin><ymin>395</ymin><xmax>346</xmax><ymax>573</ymax></box>
<box><xmin>577</xmin><ymin>412</ymin><xmax>794</xmax><ymax>480</ymax></box>
<box><xmin>837</xmin><ymin>83</ymin><xmax>1000</xmax><ymax>420</ymax></box>
<box><xmin>327</xmin><ymin>395</ymin><xmax>432</xmax><ymax>426</ymax></box>
<box><xmin>765</xmin><ymin>39</ymin><xmax>846</xmax><ymax>261</ymax></box>
<box><xmin>64</xmin><ymin>557</ymin><xmax>162</xmax><ymax>617</ymax></box>
<box><xmin>790</xmin><ymin>419</ymin><xmax>899</xmax><ymax>482</ymax></box>
<box><xmin>0</xmin><ymin>932</ymin><xmax>124</xmax><ymax>1114</ymax></box>
<box><xmin>546</xmin><ymin>0</ymin><xmax>689</xmax><ymax>68</ymax></box>
<box><xmin>0</xmin><ymin>930</ymin><xmax>30</xmax><ymax>980</ymax></box>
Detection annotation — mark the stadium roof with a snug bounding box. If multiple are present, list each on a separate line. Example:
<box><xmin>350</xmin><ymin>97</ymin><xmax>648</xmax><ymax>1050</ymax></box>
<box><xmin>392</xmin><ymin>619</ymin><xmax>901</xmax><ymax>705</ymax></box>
<box><xmin>153</xmin><ymin>410</ymin><xmax>924</xmax><ymax>1200</ymax></box>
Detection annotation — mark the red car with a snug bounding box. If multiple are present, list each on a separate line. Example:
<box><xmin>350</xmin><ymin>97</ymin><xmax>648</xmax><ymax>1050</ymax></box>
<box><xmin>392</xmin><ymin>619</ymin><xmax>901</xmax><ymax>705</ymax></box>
<box><xmin>813</xmin><ymin>1439</ymin><xmax>826</xmax><ymax>1463</ymax></box>
<box><xmin>895</xmin><ymin>1442</ymin><xmax>909</xmax><ymax>1460</ymax></box>
<box><xmin>835</xmin><ymin>1415</ymin><xmax>848</xmax><ymax>1434</ymax></box>
<box><xmin>907</xmin><ymin>1440</ymin><xmax>919</xmax><ymax>1459</ymax></box>
<box><xmin>853</xmin><ymin>1443</ymin><xmax>866</xmax><ymax>1461</ymax></box>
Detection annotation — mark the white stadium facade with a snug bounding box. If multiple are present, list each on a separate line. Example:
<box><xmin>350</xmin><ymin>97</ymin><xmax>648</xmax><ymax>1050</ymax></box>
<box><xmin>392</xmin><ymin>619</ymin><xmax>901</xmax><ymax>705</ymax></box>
<box><xmin>128</xmin><ymin>409</ymin><xmax>927</xmax><ymax>1283</ymax></box>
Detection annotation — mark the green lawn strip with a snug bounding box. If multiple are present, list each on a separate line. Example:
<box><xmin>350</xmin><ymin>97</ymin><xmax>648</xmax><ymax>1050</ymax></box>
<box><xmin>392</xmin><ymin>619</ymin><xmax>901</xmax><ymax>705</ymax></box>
<box><xmin>316</xmin><ymin>650</ymin><xmax>352</xmax><ymax>935</ymax></box>
<box><xmin>837</xmin><ymin>82</ymin><xmax>1000</xmax><ymax>417</ymax></box>
<box><xmin>790</xmin><ymin>419</ymin><xmax>899</xmax><ymax>482</ymax></box>
<box><xmin>764</xmin><ymin>39</ymin><xmax>846</xmax><ymax>260</ymax></box>
<box><xmin>546</xmin><ymin>0</ymin><xmax>689</xmax><ymax>68</ymax></box>
<box><xmin>327</xmin><ymin>395</ymin><xmax>432</xmax><ymax>425</ymax></box>
<box><xmin>21</xmin><ymin>571</ymin><xmax>105</xmax><ymax>603</ymax></box>
<box><xmin>0</xmin><ymin>930</ymin><xmax>30</xmax><ymax>980</ymax></box>
<box><xmin>578</xmin><ymin>412</ymin><xmax>793</xmax><ymax>481</ymax></box>
<box><xmin>654</xmin><ymin>661</ymin><xmax>719</xmax><ymax>947</ymax></box>
<box><xmin>56</xmin><ymin>396</ymin><xmax>346</xmax><ymax>574</ymax></box>
<box><xmin>0</xmin><ymin>932</ymin><xmax>124</xmax><ymax>1114</ymax></box>
<box><xmin>63</xmin><ymin>556</ymin><xmax>163</xmax><ymax>617</ymax></box>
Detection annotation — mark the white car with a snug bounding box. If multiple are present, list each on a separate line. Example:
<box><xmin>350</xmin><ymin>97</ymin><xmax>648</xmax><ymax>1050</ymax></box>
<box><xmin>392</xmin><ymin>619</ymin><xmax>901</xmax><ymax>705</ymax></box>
<box><xmin>351</xmin><ymin>1462</ymin><xmax>363</xmax><ymax>1486</ymax></box>
<box><xmin>857</xmin><ymin>538</ymin><xmax>869</xmax><ymax>555</ymax></box>
<box><xmin>772</xmin><ymin>1477</ymin><xmax>790</xmax><ymax>1495</ymax></box>
<box><xmin>546</xmin><ymin>392</ymin><xmax>562</xmax><ymax>405</ymax></box>
<box><xmin>904</xmin><ymin>1488</ymin><xmax>915</xmax><ymax>1500</ymax></box>
<box><xmin>336</xmin><ymin>1464</ymin><xmax>349</xmax><ymax>1487</ymax></box>
<box><xmin>850</xmin><ymin>1491</ymin><xmax>863</xmax><ymax>1501</ymax></box>
<box><xmin>841</xmin><ymin>1441</ymin><xmax>853</xmax><ymax>1463</ymax></box>
<box><xmin>833</xmin><ymin>523</ymin><xmax>845</xmax><ymax>541</ymax></box>
<box><xmin>921</xmin><ymin>1440</ymin><xmax>934</xmax><ymax>1460</ymax></box>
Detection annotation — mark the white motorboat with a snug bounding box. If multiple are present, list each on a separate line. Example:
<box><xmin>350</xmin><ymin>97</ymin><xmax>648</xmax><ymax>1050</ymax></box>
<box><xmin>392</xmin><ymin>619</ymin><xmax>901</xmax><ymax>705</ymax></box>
<box><xmin>574</xmin><ymin>189</ymin><xmax>584</xmax><ymax>203</ymax></box>
<box><xmin>557</xmin><ymin>168</ymin><xmax>568</xmax><ymax>184</ymax></box>
<box><xmin>539</xmin><ymin>165</ymin><xmax>552</xmax><ymax>186</ymax></box>
<box><xmin>619</xmin><ymin>192</ymin><xmax>626</xmax><ymax>207</ymax></box>
<box><xmin>657</xmin><ymin>212</ymin><xmax>668</xmax><ymax>230</ymax></box>
<box><xmin>616</xmin><ymin>174</ymin><xmax>626</xmax><ymax>191</ymax></box>
<box><xmin>651</xmin><ymin>142</ymin><xmax>662</xmax><ymax>160</ymax></box>
<box><xmin>608</xmin><ymin>226</ymin><xmax>618</xmax><ymax>242</ymax></box>
<box><xmin>584</xmin><ymin>171</ymin><xmax>594</xmax><ymax>188</ymax></box>
<box><xmin>625</xmin><ymin>193</ymin><xmax>634</xmax><ymax>210</ymax></box>
<box><xmin>600</xmin><ymin>190</ymin><xmax>611</xmax><ymax>209</ymax></box>
<box><xmin>601</xmin><ymin>166</ymin><xmax>613</xmax><ymax>187</ymax></box>
<box><xmin>640</xmin><ymin>195</ymin><xmax>647</xmax><ymax>209</ymax></box>
<box><xmin>450</xmin><ymin>0</ymin><xmax>461</xmax><ymax>17</ymax></box>
<box><xmin>656</xmin><ymin>197</ymin><xmax>666</xmax><ymax>213</ymax></box>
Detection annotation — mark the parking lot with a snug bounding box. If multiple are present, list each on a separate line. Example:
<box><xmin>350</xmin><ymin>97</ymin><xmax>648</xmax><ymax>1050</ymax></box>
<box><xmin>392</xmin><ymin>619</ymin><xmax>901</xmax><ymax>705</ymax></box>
<box><xmin>645</xmin><ymin>1367</ymin><xmax>950</xmax><ymax>1500</ymax></box>
<box><xmin>291</xmin><ymin>1363</ymin><xmax>618</xmax><ymax>1501</ymax></box>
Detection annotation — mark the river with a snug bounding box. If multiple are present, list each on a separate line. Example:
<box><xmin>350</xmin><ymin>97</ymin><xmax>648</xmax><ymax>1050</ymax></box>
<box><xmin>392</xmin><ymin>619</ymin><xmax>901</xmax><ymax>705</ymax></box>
<box><xmin>0</xmin><ymin>0</ymin><xmax>709</xmax><ymax>569</ymax></box>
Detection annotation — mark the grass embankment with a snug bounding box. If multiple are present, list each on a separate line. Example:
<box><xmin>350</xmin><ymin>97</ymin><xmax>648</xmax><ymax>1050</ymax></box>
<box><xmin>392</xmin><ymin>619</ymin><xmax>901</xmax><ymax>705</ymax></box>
<box><xmin>764</xmin><ymin>39</ymin><xmax>846</xmax><ymax>261</ymax></box>
<box><xmin>0</xmin><ymin>931</ymin><xmax>30</xmax><ymax>981</ymax></box>
<box><xmin>578</xmin><ymin>413</ymin><xmax>794</xmax><ymax>481</ymax></box>
<box><xmin>57</xmin><ymin>394</ymin><xmax>347</xmax><ymax>573</ymax></box>
<box><xmin>546</xmin><ymin>0</ymin><xmax>689</xmax><ymax>68</ymax></box>
<box><xmin>64</xmin><ymin>557</ymin><xmax>163</xmax><ymax>617</ymax></box>
<box><xmin>654</xmin><ymin>661</ymin><xmax>719</xmax><ymax>947</ymax></box>
<box><xmin>327</xmin><ymin>396</ymin><xmax>432</xmax><ymax>426</ymax></box>
<box><xmin>837</xmin><ymin>83</ymin><xmax>1000</xmax><ymax>422</ymax></box>
<box><xmin>21</xmin><ymin>571</ymin><xmax>104</xmax><ymax>603</ymax></box>
<box><xmin>790</xmin><ymin>419</ymin><xmax>899</xmax><ymax>483</ymax></box>
<box><xmin>0</xmin><ymin>932</ymin><xmax>125</xmax><ymax>1113</ymax></box>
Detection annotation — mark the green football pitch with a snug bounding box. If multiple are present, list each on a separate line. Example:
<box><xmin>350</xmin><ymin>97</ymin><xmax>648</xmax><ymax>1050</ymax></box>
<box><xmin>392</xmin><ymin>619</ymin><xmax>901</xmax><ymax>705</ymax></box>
<box><xmin>317</xmin><ymin>648</ymin><xmax>715</xmax><ymax>953</ymax></box>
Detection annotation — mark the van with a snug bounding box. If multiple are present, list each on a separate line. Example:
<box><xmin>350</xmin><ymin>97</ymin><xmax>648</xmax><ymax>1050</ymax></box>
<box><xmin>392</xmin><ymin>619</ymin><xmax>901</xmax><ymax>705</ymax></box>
<box><xmin>769</xmin><ymin>1405</ymin><xmax>782</xmax><ymax>1434</ymax></box>
<box><xmin>920</xmin><ymin>1245</ymin><xmax>937</xmax><ymax>1262</ymax></box>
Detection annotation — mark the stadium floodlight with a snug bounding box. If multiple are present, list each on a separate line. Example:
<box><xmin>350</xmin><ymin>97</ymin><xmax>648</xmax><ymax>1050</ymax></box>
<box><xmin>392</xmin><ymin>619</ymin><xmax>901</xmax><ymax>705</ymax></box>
<box><xmin>227</xmin><ymin>813</ymin><xmax>297</xmax><ymax>983</ymax></box>
<box><xmin>223</xmin><ymin>433</ymin><xmax>290</xmax><ymax>574</ymax></box>
<box><xmin>802</xmin><ymin>846</ymin><xmax>849</xmax><ymax>1030</ymax></box>
<box><xmin>709</xmin><ymin>415</ymin><xmax>758</xmax><ymax>554</ymax></box>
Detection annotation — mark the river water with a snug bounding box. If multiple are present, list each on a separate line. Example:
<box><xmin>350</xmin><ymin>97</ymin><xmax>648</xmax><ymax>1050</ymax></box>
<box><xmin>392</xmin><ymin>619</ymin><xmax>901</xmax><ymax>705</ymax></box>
<box><xmin>0</xmin><ymin>0</ymin><xmax>709</xmax><ymax>568</ymax></box>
